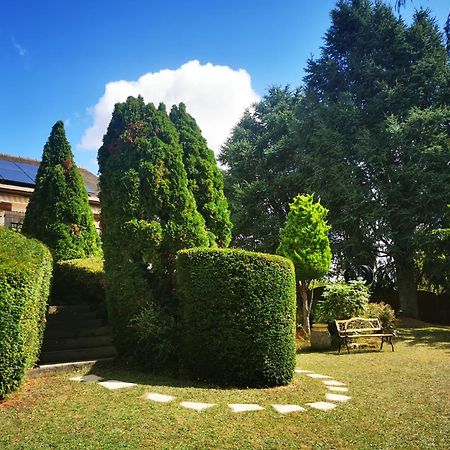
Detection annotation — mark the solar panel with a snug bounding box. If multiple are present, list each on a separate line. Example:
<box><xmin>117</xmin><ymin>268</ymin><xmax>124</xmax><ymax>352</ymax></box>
<box><xmin>16</xmin><ymin>162</ymin><xmax>38</xmax><ymax>181</ymax></box>
<box><xmin>0</xmin><ymin>167</ymin><xmax>34</xmax><ymax>185</ymax></box>
<box><xmin>0</xmin><ymin>160</ymin><xmax>20</xmax><ymax>171</ymax></box>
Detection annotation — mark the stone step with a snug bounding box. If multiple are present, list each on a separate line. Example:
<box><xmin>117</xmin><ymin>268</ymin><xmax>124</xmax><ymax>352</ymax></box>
<box><xmin>42</xmin><ymin>334</ymin><xmax>114</xmax><ymax>352</ymax></box>
<box><xmin>39</xmin><ymin>345</ymin><xmax>117</xmax><ymax>364</ymax></box>
<box><xmin>47</xmin><ymin>309</ymin><xmax>99</xmax><ymax>320</ymax></box>
<box><xmin>44</xmin><ymin>325</ymin><xmax>113</xmax><ymax>339</ymax></box>
<box><xmin>47</xmin><ymin>304</ymin><xmax>95</xmax><ymax>315</ymax></box>
<box><xmin>45</xmin><ymin>317</ymin><xmax>105</xmax><ymax>330</ymax></box>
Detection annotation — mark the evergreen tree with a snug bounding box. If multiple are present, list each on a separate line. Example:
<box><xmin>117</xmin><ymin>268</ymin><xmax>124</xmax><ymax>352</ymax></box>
<box><xmin>277</xmin><ymin>194</ymin><xmax>332</xmax><ymax>336</ymax></box>
<box><xmin>98</xmin><ymin>96</ymin><xmax>209</xmax><ymax>363</ymax></box>
<box><xmin>22</xmin><ymin>121</ymin><xmax>101</xmax><ymax>261</ymax></box>
<box><xmin>295</xmin><ymin>0</ymin><xmax>450</xmax><ymax>317</ymax></box>
<box><xmin>169</xmin><ymin>103</ymin><xmax>232</xmax><ymax>247</ymax></box>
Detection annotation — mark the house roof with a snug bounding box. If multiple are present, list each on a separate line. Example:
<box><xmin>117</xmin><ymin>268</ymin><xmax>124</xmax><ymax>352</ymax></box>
<box><xmin>0</xmin><ymin>153</ymin><xmax>99</xmax><ymax>196</ymax></box>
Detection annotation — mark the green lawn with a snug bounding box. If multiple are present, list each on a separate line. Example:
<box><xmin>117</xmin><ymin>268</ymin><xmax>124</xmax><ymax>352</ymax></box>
<box><xmin>1</xmin><ymin>326</ymin><xmax>449</xmax><ymax>450</ymax></box>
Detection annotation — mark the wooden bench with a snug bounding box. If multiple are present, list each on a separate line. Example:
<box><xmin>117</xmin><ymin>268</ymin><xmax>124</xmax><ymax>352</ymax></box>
<box><xmin>335</xmin><ymin>317</ymin><xmax>394</xmax><ymax>354</ymax></box>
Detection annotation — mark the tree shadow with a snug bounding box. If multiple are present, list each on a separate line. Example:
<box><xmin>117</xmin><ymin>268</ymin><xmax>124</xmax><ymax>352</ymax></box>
<box><xmin>396</xmin><ymin>327</ymin><xmax>450</xmax><ymax>351</ymax></box>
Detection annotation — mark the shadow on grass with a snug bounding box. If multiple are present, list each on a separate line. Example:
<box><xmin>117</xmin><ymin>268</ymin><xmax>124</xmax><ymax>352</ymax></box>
<box><xmin>396</xmin><ymin>327</ymin><xmax>450</xmax><ymax>351</ymax></box>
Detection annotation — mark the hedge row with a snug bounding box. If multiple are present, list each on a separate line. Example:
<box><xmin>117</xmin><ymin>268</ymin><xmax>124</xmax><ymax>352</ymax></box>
<box><xmin>51</xmin><ymin>257</ymin><xmax>105</xmax><ymax>305</ymax></box>
<box><xmin>0</xmin><ymin>228</ymin><xmax>52</xmax><ymax>398</ymax></box>
<box><xmin>177</xmin><ymin>248</ymin><xmax>296</xmax><ymax>387</ymax></box>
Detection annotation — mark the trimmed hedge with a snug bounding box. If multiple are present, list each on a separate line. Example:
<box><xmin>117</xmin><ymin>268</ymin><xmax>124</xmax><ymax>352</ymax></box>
<box><xmin>51</xmin><ymin>257</ymin><xmax>105</xmax><ymax>305</ymax></box>
<box><xmin>0</xmin><ymin>228</ymin><xmax>52</xmax><ymax>398</ymax></box>
<box><xmin>177</xmin><ymin>248</ymin><xmax>296</xmax><ymax>387</ymax></box>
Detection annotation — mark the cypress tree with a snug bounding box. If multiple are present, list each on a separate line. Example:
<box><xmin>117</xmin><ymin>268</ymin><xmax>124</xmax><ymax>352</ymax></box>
<box><xmin>22</xmin><ymin>121</ymin><xmax>101</xmax><ymax>261</ymax></box>
<box><xmin>98</xmin><ymin>96</ymin><xmax>209</xmax><ymax>363</ymax></box>
<box><xmin>169</xmin><ymin>103</ymin><xmax>233</xmax><ymax>247</ymax></box>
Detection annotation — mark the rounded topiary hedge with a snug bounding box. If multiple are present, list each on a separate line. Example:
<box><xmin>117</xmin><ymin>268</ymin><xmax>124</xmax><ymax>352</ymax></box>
<box><xmin>176</xmin><ymin>248</ymin><xmax>296</xmax><ymax>387</ymax></box>
<box><xmin>0</xmin><ymin>228</ymin><xmax>52</xmax><ymax>398</ymax></box>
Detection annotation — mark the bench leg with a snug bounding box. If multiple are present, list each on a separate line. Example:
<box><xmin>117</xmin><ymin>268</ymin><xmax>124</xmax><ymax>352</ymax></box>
<box><xmin>390</xmin><ymin>337</ymin><xmax>394</xmax><ymax>352</ymax></box>
<box><xmin>345</xmin><ymin>337</ymin><xmax>350</xmax><ymax>354</ymax></box>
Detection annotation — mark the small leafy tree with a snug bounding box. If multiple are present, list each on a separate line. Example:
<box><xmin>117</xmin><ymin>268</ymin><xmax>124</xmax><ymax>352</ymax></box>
<box><xmin>170</xmin><ymin>103</ymin><xmax>233</xmax><ymax>247</ymax></box>
<box><xmin>277</xmin><ymin>194</ymin><xmax>331</xmax><ymax>336</ymax></box>
<box><xmin>22</xmin><ymin>121</ymin><xmax>101</xmax><ymax>261</ymax></box>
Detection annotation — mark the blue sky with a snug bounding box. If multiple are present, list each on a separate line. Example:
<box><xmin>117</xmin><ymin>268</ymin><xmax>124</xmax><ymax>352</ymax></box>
<box><xmin>1</xmin><ymin>0</ymin><xmax>449</xmax><ymax>173</ymax></box>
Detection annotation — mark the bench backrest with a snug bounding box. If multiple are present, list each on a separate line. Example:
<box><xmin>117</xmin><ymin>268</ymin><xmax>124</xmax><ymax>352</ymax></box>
<box><xmin>335</xmin><ymin>317</ymin><xmax>382</xmax><ymax>334</ymax></box>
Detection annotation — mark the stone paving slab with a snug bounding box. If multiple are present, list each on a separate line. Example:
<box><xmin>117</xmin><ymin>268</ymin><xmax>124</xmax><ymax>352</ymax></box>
<box><xmin>228</xmin><ymin>404</ymin><xmax>264</xmax><ymax>412</ymax></box>
<box><xmin>325</xmin><ymin>393</ymin><xmax>352</xmax><ymax>402</ymax></box>
<box><xmin>295</xmin><ymin>369</ymin><xmax>312</xmax><ymax>374</ymax></box>
<box><xmin>327</xmin><ymin>386</ymin><xmax>348</xmax><ymax>392</ymax></box>
<box><xmin>98</xmin><ymin>380</ymin><xmax>138</xmax><ymax>390</ymax></box>
<box><xmin>272</xmin><ymin>404</ymin><xmax>306</xmax><ymax>414</ymax></box>
<box><xmin>323</xmin><ymin>380</ymin><xmax>346</xmax><ymax>386</ymax></box>
<box><xmin>144</xmin><ymin>393</ymin><xmax>175</xmax><ymax>403</ymax></box>
<box><xmin>70</xmin><ymin>374</ymin><xmax>103</xmax><ymax>382</ymax></box>
<box><xmin>306</xmin><ymin>373</ymin><xmax>332</xmax><ymax>379</ymax></box>
<box><xmin>306</xmin><ymin>401</ymin><xmax>337</xmax><ymax>411</ymax></box>
<box><xmin>180</xmin><ymin>401</ymin><xmax>215</xmax><ymax>411</ymax></box>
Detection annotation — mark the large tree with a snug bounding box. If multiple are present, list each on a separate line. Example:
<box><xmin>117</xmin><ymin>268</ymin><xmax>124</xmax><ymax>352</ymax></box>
<box><xmin>169</xmin><ymin>103</ymin><xmax>233</xmax><ymax>247</ymax></box>
<box><xmin>295</xmin><ymin>0</ymin><xmax>450</xmax><ymax>317</ymax></box>
<box><xmin>98</xmin><ymin>97</ymin><xmax>209</xmax><ymax>363</ymax></box>
<box><xmin>22</xmin><ymin>121</ymin><xmax>101</xmax><ymax>261</ymax></box>
<box><xmin>220</xmin><ymin>86</ymin><xmax>301</xmax><ymax>252</ymax></box>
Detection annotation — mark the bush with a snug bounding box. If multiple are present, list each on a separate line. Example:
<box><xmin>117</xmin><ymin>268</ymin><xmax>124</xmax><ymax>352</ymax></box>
<box><xmin>0</xmin><ymin>228</ymin><xmax>52</xmax><ymax>398</ymax></box>
<box><xmin>364</xmin><ymin>302</ymin><xmax>396</xmax><ymax>330</ymax></box>
<box><xmin>177</xmin><ymin>248</ymin><xmax>296</xmax><ymax>387</ymax></box>
<box><xmin>313</xmin><ymin>281</ymin><xmax>370</xmax><ymax>323</ymax></box>
<box><xmin>51</xmin><ymin>258</ymin><xmax>105</xmax><ymax>305</ymax></box>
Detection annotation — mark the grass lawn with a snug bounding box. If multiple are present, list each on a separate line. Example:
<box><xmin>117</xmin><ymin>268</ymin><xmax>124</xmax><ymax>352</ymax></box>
<box><xmin>1</xmin><ymin>326</ymin><xmax>449</xmax><ymax>450</ymax></box>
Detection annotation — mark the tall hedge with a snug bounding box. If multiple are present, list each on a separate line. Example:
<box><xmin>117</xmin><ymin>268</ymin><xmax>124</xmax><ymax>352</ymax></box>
<box><xmin>0</xmin><ymin>227</ymin><xmax>52</xmax><ymax>398</ymax></box>
<box><xmin>177</xmin><ymin>248</ymin><xmax>296</xmax><ymax>387</ymax></box>
<box><xmin>98</xmin><ymin>97</ymin><xmax>209</xmax><ymax>362</ymax></box>
<box><xmin>22</xmin><ymin>121</ymin><xmax>101</xmax><ymax>261</ymax></box>
<box><xmin>170</xmin><ymin>103</ymin><xmax>233</xmax><ymax>247</ymax></box>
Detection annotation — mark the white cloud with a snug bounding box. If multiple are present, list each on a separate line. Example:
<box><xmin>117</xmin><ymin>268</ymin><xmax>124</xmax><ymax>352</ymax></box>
<box><xmin>12</xmin><ymin>37</ymin><xmax>26</xmax><ymax>57</ymax></box>
<box><xmin>78</xmin><ymin>60</ymin><xmax>260</xmax><ymax>155</ymax></box>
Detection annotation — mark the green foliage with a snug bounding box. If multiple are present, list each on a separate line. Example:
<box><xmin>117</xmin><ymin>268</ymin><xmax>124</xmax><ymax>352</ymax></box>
<box><xmin>177</xmin><ymin>248</ymin><xmax>296</xmax><ymax>387</ymax></box>
<box><xmin>220</xmin><ymin>86</ymin><xmax>299</xmax><ymax>252</ymax></box>
<box><xmin>22</xmin><ymin>121</ymin><xmax>101</xmax><ymax>261</ymax></box>
<box><xmin>314</xmin><ymin>282</ymin><xmax>370</xmax><ymax>324</ymax></box>
<box><xmin>98</xmin><ymin>96</ymin><xmax>209</xmax><ymax>362</ymax></box>
<box><xmin>277</xmin><ymin>194</ymin><xmax>331</xmax><ymax>282</ymax></box>
<box><xmin>170</xmin><ymin>103</ymin><xmax>233</xmax><ymax>247</ymax></box>
<box><xmin>364</xmin><ymin>302</ymin><xmax>396</xmax><ymax>331</ymax></box>
<box><xmin>0</xmin><ymin>227</ymin><xmax>52</xmax><ymax>398</ymax></box>
<box><xmin>51</xmin><ymin>257</ymin><xmax>105</xmax><ymax>305</ymax></box>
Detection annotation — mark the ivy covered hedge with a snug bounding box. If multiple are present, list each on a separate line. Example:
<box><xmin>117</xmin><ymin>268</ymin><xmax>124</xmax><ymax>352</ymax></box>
<box><xmin>0</xmin><ymin>228</ymin><xmax>52</xmax><ymax>398</ymax></box>
<box><xmin>177</xmin><ymin>248</ymin><xmax>296</xmax><ymax>387</ymax></box>
<box><xmin>51</xmin><ymin>257</ymin><xmax>105</xmax><ymax>305</ymax></box>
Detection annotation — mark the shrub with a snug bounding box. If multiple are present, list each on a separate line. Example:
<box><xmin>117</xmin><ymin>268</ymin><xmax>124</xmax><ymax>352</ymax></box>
<box><xmin>314</xmin><ymin>281</ymin><xmax>370</xmax><ymax>324</ymax></box>
<box><xmin>0</xmin><ymin>228</ymin><xmax>52</xmax><ymax>398</ymax></box>
<box><xmin>177</xmin><ymin>248</ymin><xmax>296</xmax><ymax>387</ymax></box>
<box><xmin>364</xmin><ymin>302</ymin><xmax>396</xmax><ymax>330</ymax></box>
<box><xmin>51</xmin><ymin>258</ymin><xmax>105</xmax><ymax>305</ymax></box>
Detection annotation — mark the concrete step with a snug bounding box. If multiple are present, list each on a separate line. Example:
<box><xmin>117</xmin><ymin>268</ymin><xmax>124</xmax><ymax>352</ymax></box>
<box><xmin>39</xmin><ymin>346</ymin><xmax>117</xmax><ymax>364</ymax></box>
<box><xmin>47</xmin><ymin>304</ymin><xmax>94</xmax><ymax>315</ymax></box>
<box><xmin>44</xmin><ymin>325</ymin><xmax>113</xmax><ymax>339</ymax></box>
<box><xmin>42</xmin><ymin>334</ymin><xmax>114</xmax><ymax>352</ymax></box>
<box><xmin>45</xmin><ymin>317</ymin><xmax>105</xmax><ymax>330</ymax></box>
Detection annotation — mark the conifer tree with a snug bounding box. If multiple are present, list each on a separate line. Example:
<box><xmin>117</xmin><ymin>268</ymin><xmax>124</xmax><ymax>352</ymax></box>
<box><xmin>277</xmin><ymin>194</ymin><xmax>332</xmax><ymax>336</ymax></box>
<box><xmin>98</xmin><ymin>96</ymin><xmax>209</xmax><ymax>362</ymax></box>
<box><xmin>170</xmin><ymin>103</ymin><xmax>232</xmax><ymax>247</ymax></box>
<box><xmin>22</xmin><ymin>121</ymin><xmax>101</xmax><ymax>261</ymax></box>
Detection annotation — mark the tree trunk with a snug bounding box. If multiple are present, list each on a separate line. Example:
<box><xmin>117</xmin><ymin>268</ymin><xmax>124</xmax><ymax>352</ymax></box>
<box><xmin>396</xmin><ymin>259</ymin><xmax>418</xmax><ymax>319</ymax></box>
<box><xmin>300</xmin><ymin>281</ymin><xmax>311</xmax><ymax>337</ymax></box>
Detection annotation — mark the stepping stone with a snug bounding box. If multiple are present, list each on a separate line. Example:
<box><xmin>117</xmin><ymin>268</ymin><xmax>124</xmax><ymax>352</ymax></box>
<box><xmin>327</xmin><ymin>386</ymin><xmax>348</xmax><ymax>393</ymax></box>
<box><xmin>306</xmin><ymin>373</ymin><xmax>332</xmax><ymax>379</ymax></box>
<box><xmin>70</xmin><ymin>374</ymin><xmax>103</xmax><ymax>382</ymax></box>
<box><xmin>228</xmin><ymin>404</ymin><xmax>264</xmax><ymax>413</ymax></box>
<box><xmin>325</xmin><ymin>393</ymin><xmax>351</xmax><ymax>402</ymax></box>
<box><xmin>323</xmin><ymin>380</ymin><xmax>346</xmax><ymax>386</ymax></box>
<box><xmin>272</xmin><ymin>404</ymin><xmax>306</xmax><ymax>414</ymax></box>
<box><xmin>144</xmin><ymin>393</ymin><xmax>175</xmax><ymax>403</ymax></box>
<box><xmin>295</xmin><ymin>369</ymin><xmax>312</xmax><ymax>374</ymax></box>
<box><xmin>306</xmin><ymin>401</ymin><xmax>337</xmax><ymax>411</ymax></box>
<box><xmin>98</xmin><ymin>380</ymin><xmax>138</xmax><ymax>390</ymax></box>
<box><xmin>180</xmin><ymin>401</ymin><xmax>215</xmax><ymax>411</ymax></box>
